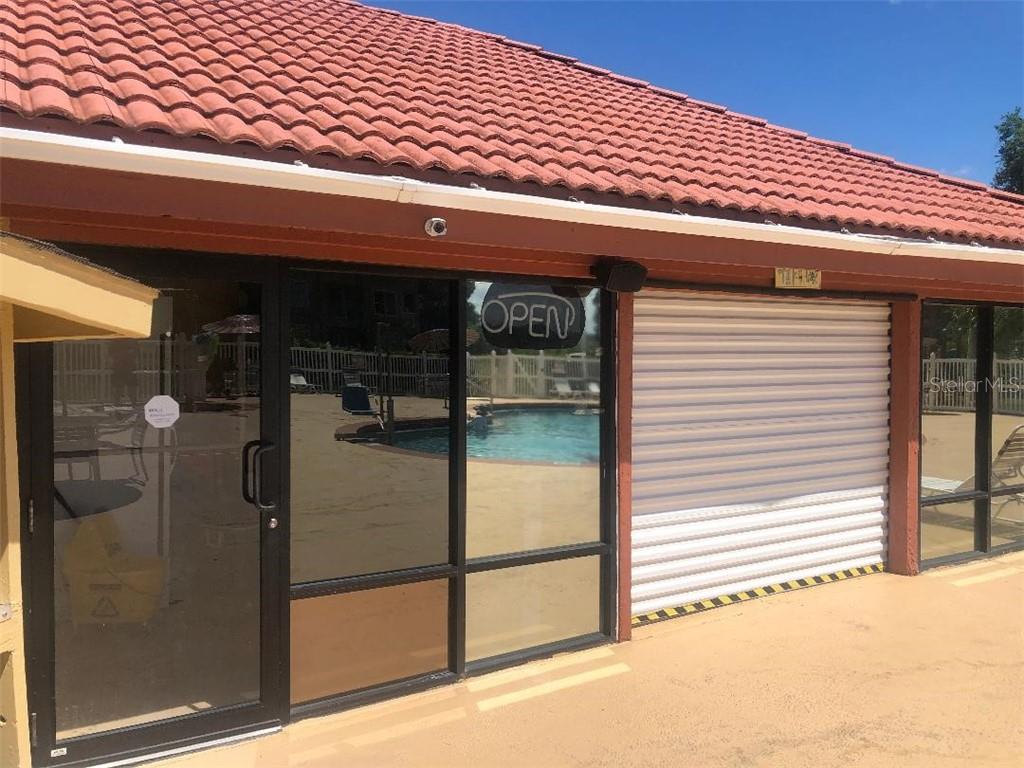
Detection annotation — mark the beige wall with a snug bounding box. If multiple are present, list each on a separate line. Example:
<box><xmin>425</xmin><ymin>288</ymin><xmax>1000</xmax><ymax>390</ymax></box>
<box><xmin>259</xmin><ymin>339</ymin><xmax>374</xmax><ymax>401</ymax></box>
<box><xmin>0</xmin><ymin>301</ymin><xmax>31</xmax><ymax>768</ymax></box>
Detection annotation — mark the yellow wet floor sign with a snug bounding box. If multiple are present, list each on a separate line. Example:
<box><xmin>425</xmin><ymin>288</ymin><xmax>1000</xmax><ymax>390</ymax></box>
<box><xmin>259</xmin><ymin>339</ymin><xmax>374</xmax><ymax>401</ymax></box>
<box><xmin>91</xmin><ymin>596</ymin><xmax>120</xmax><ymax>620</ymax></box>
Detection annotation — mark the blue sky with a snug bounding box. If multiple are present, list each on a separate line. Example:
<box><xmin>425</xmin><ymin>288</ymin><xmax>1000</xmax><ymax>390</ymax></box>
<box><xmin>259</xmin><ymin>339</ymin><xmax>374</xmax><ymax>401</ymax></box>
<box><xmin>367</xmin><ymin>1</ymin><xmax>1023</xmax><ymax>185</ymax></box>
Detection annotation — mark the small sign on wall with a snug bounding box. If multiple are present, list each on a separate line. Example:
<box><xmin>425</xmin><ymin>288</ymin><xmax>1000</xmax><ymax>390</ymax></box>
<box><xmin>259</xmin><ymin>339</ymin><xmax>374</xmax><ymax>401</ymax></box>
<box><xmin>774</xmin><ymin>267</ymin><xmax>822</xmax><ymax>290</ymax></box>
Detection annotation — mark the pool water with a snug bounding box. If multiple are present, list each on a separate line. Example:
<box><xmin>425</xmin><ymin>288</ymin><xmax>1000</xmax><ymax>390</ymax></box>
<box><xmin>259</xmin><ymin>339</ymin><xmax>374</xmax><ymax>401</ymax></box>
<box><xmin>392</xmin><ymin>408</ymin><xmax>600</xmax><ymax>464</ymax></box>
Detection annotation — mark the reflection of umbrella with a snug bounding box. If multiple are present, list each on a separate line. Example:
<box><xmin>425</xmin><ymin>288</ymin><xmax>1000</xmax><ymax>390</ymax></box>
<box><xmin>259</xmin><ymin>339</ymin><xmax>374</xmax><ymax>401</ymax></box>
<box><xmin>200</xmin><ymin>314</ymin><xmax>259</xmax><ymax>398</ymax></box>
<box><xmin>202</xmin><ymin>314</ymin><xmax>260</xmax><ymax>335</ymax></box>
<box><xmin>410</xmin><ymin>328</ymin><xmax>479</xmax><ymax>352</ymax></box>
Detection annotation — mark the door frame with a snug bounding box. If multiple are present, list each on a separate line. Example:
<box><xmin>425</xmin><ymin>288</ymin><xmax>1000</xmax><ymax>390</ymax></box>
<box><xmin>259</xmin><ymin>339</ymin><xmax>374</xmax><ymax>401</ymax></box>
<box><xmin>19</xmin><ymin>250</ymin><xmax>287</xmax><ymax>768</ymax></box>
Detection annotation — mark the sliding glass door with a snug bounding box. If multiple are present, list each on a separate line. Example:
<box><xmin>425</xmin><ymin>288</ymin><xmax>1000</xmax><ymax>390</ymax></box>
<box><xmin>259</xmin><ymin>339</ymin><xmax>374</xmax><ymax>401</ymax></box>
<box><xmin>23</xmin><ymin>253</ymin><xmax>285</xmax><ymax>767</ymax></box>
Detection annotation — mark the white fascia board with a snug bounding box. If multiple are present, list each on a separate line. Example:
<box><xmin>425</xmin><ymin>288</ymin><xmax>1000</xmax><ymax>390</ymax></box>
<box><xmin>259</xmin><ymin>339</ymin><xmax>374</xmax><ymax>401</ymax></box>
<box><xmin>2</xmin><ymin>126</ymin><xmax>1022</xmax><ymax>265</ymax></box>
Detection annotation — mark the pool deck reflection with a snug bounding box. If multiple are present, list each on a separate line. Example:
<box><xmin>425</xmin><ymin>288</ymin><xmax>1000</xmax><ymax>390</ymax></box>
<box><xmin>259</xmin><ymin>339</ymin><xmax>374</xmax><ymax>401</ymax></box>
<box><xmin>290</xmin><ymin>393</ymin><xmax>601</xmax><ymax>581</ymax></box>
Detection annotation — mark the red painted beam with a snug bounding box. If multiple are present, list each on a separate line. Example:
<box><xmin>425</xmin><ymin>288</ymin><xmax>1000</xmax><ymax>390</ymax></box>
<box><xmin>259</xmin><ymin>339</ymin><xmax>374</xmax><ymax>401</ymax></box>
<box><xmin>888</xmin><ymin>299</ymin><xmax>922</xmax><ymax>575</ymax></box>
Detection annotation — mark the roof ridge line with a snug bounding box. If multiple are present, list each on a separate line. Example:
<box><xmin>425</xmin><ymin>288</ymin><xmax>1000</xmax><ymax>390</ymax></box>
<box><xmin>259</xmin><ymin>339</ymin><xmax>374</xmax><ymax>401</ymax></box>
<box><xmin>352</xmin><ymin>0</ymin><xmax>1024</xmax><ymax>210</ymax></box>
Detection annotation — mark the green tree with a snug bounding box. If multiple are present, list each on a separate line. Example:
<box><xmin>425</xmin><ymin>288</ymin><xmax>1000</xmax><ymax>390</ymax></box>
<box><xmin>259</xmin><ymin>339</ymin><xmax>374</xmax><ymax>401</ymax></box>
<box><xmin>993</xmin><ymin>107</ymin><xmax>1024</xmax><ymax>194</ymax></box>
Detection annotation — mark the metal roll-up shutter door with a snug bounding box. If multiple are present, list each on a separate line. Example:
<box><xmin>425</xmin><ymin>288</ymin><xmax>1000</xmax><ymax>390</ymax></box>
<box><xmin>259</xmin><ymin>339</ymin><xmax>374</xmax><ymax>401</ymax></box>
<box><xmin>631</xmin><ymin>291</ymin><xmax>890</xmax><ymax>616</ymax></box>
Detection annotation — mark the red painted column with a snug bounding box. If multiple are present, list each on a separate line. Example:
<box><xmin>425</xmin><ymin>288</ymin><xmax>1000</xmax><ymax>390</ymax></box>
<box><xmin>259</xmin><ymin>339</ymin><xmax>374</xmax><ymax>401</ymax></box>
<box><xmin>888</xmin><ymin>299</ymin><xmax>921</xmax><ymax>575</ymax></box>
<box><xmin>616</xmin><ymin>292</ymin><xmax>634</xmax><ymax>640</ymax></box>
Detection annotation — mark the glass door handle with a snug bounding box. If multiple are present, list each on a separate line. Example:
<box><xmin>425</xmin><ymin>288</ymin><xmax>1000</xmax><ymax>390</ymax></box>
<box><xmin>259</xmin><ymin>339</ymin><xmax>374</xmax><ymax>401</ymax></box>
<box><xmin>252</xmin><ymin>442</ymin><xmax>277</xmax><ymax>513</ymax></box>
<box><xmin>241</xmin><ymin>439</ymin><xmax>261</xmax><ymax>504</ymax></box>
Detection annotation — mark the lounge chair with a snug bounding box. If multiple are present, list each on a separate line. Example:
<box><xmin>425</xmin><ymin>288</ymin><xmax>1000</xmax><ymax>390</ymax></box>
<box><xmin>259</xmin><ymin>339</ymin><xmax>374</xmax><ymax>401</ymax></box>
<box><xmin>289</xmin><ymin>370</ymin><xmax>319</xmax><ymax>394</ymax></box>
<box><xmin>551</xmin><ymin>378</ymin><xmax>574</xmax><ymax>398</ymax></box>
<box><xmin>992</xmin><ymin>425</ymin><xmax>1024</xmax><ymax>487</ymax></box>
<box><xmin>341</xmin><ymin>383</ymin><xmax>377</xmax><ymax>416</ymax></box>
<box><xmin>923</xmin><ymin>424</ymin><xmax>1024</xmax><ymax>522</ymax></box>
<box><xmin>341</xmin><ymin>368</ymin><xmax>377</xmax><ymax>395</ymax></box>
<box><xmin>993</xmin><ymin>425</ymin><xmax>1024</xmax><ymax>522</ymax></box>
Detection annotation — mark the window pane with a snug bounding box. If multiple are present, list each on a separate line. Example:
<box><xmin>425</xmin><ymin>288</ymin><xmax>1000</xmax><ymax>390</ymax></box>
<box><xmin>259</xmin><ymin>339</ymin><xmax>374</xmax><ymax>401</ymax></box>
<box><xmin>466</xmin><ymin>557</ymin><xmax>600</xmax><ymax>661</ymax></box>
<box><xmin>921</xmin><ymin>304</ymin><xmax>977</xmax><ymax>498</ymax></box>
<box><xmin>289</xmin><ymin>272</ymin><xmax>451</xmax><ymax>583</ymax></box>
<box><xmin>921</xmin><ymin>499</ymin><xmax>978</xmax><ymax>561</ymax></box>
<box><xmin>991</xmin><ymin>493</ymin><xmax>1024</xmax><ymax>548</ymax></box>
<box><xmin>52</xmin><ymin>281</ymin><xmax>262</xmax><ymax>738</ymax></box>
<box><xmin>290</xmin><ymin>580</ymin><xmax>449</xmax><ymax>704</ymax></box>
<box><xmin>464</xmin><ymin>282</ymin><xmax>602</xmax><ymax>558</ymax></box>
<box><xmin>992</xmin><ymin>306</ymin><xmax>1024</xmax><ymax>492</ymax></box>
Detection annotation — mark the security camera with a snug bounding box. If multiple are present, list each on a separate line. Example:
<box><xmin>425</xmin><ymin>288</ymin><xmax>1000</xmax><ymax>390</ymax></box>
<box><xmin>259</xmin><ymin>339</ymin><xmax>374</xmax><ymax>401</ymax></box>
<box><xmin>424</xmin><ymin>217</ymin><xmax>448</xmax><ymax>237</ymax></box>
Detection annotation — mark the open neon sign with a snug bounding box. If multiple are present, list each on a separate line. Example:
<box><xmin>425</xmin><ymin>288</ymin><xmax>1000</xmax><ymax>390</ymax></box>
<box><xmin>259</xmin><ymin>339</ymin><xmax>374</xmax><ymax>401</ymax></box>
<box><xmin>481</xmin><ymin>284</ymin><xmax>585</xmax><ymax>350</ymax></box>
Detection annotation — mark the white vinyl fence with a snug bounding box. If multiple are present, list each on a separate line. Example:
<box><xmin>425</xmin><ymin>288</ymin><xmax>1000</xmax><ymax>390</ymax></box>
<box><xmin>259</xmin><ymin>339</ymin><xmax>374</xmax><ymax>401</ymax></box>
<box><xmin>53</xmin><ymin>337</ymin><xmax>211</xmax><ymax>406</ymax></box>
<box><xmin>290</xmin><ymin>346</ymin><xmax>449</xmax><ymax>396</ymax></box>
<box><xmin>468</xmin><ymin>351</ymin><xmax>601</xmax><ymax>398</ymax></box>
<box><xmin>53</xmin><ymin>340</ymin><xmax>602</xmax><ymax>404</ymax></box>
<box><xmin>922</xmin><ymin>355</ymin><xmax>1024</xmax><ymax>415</ymax></box>
<box><xmin>292</xmin><ymin>349</ymin><xmax>601</xmax><ymax>398</ymax></box>
<box><xmin>994</xmin><ymin>358</ymin><xmax>1024</xmax><ymax>414</ymax></box>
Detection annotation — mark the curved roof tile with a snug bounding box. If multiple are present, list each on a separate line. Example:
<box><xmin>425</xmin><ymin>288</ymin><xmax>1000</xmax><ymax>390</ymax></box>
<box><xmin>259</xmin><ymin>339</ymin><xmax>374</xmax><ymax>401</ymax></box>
<box><xmin>1</xmin><ymin>0</ymin><xmax>1022</xmax><ymax>246</ymax></box>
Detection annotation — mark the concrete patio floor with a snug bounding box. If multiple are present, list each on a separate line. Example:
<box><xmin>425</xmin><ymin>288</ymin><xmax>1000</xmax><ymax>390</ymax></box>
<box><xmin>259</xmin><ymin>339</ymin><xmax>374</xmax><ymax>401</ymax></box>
<box><xmin>156</xmin><ymin>551</ymin><xmax>1024</xmax><ymax>768</ymax></box>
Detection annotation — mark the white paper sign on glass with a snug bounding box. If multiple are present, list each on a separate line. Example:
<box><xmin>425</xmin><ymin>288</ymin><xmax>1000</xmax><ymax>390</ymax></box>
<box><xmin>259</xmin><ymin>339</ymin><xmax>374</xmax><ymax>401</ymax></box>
<box><xmin>144</xmin><ymin>395</ymin><xmax>180</xmax><ymax>429</ymax></box>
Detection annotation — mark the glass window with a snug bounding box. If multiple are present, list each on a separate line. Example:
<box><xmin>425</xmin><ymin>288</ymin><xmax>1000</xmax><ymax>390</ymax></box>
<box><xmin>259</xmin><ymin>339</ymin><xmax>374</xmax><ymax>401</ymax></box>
<box><xmin>991</xmin><ymin>493</ymin><xmax>1024</xmax><ymax>549</ymax></box>
<box><xmin>921</xmin><ymin>499</ymin><xmax>978</xmax><ymax>561</ymax></box>
<box><xmin>992</xmin><ymin>306</ymin><xmax>1024</xmax><ymax>492</ymax></box>
<box><xmin>290</xmin><ymin>580</ymin><xmax>449</xmax><ymax>704</ymax></box>
<box><xmin>921</xmin><ymin>304</ymin><xmax>978</xmax><ymax>497</ymax></box>
<box><xmin>466</xmin><ymin>557</ymin><xmax>601</xmax><ymax>662</ymax></box>
<box><xmin>289</xmin><ymin>272</ymin><xmax>451</xmax><ymax>583</ymax></box>
<box><xmin>921</xmin><ymin>303</ymin><xmax>1024</xmax><ymax>563</ymax></box>
<box><xmin>464</xmin><ymin>282</ymin><xmax>603</xmax><ymax>558</ymax></box>
<box><xmin>52</xmin><ymin>280</ymin><xmax>262</xmax><ymax>739</ymax></box>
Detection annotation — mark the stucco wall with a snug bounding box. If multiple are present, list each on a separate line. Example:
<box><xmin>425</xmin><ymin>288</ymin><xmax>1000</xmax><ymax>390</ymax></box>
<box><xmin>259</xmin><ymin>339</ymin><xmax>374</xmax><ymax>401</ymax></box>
<box><xmin>0</xmin><ymin>301</ymin><xmax>30</xmax><ymax>768</ymax></box>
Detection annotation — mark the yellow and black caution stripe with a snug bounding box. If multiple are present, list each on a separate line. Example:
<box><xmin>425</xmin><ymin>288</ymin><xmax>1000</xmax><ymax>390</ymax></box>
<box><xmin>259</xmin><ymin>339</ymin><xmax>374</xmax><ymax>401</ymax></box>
<box><xmin>631</xmin><ymin>562</ymin><xmax>885</xmax><ymax>628</ymax></box>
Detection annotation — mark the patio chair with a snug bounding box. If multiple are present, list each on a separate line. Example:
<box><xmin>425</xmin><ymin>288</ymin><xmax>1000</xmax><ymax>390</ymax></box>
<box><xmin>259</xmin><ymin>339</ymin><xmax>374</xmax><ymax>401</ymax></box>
<box><xmin>54</xmin><ymin>423</ymin><xmax>102</xmax><ymax>481</ymax></box>
<box><xmin>341</xmin><ymin>383</ymin><xmax>377</xmax><ymax>416</ymax></box>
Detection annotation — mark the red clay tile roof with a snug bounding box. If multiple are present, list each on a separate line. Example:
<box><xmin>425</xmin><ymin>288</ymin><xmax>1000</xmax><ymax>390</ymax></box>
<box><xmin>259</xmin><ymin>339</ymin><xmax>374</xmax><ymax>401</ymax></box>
<box><xmin>3</xmin><ymin>0</ymin><xmax>1023</xmax><ymax>246</ymax></box>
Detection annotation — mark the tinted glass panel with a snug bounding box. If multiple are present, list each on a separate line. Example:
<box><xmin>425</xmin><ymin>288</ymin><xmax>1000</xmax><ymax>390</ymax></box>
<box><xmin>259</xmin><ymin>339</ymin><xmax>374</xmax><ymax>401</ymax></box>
<box><xmin>463</xmin><ymin>282</ymin><xmax>602</xmax><ymax>558</ymax></box>
<box><xmin>289</xmin><ymin>580</ymin><xmax>449</xmax><ymax>704</ymax></box>
<box><xmin>921</xmin><ymin>498</ymin><xmax>977</xmax><ymax>561</ymax></box>
<box><xmin>466</xmin><ymin>556</ymin><xmax>600</xmax><ymax>661</ymax></box>
<box><xmin>991</xmin><ymin>493</ymin><xmax>1024</xmax><ymax>548</ymax></box>
<box><xmin>921</xmin><ymin>304</ymin><xmax>977</xmax><ymax>497</ymax></box>
<box><xmin>289</xmin><ymin>272</ymin><xmax>451</xmax><ymax>583</ymax></box>
<box><xmin>52</xmin><ymin>280</ymin><xmax>262</xmax><ymax>738</ymax></box>
<box><xmin>992</xmin><ymin>306</ymin><xmax>1024</xmax><ymax>492</ymax></box>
